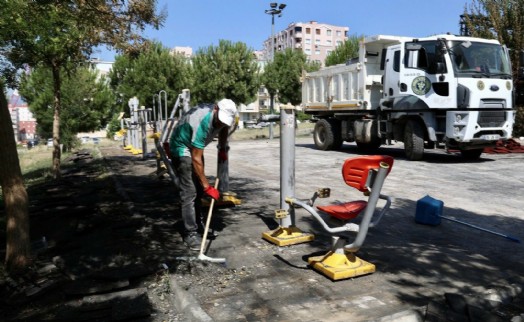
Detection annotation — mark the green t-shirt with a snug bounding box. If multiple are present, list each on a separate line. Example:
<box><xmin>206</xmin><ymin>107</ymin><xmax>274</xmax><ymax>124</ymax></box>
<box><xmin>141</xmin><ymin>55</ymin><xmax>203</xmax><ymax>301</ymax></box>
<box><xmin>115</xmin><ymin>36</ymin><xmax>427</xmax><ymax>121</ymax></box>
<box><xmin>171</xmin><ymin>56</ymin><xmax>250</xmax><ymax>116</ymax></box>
<box><xmin>169</xmin><ymin>104</ymin><xmax>219</xmax><ymax>157</ymax></box>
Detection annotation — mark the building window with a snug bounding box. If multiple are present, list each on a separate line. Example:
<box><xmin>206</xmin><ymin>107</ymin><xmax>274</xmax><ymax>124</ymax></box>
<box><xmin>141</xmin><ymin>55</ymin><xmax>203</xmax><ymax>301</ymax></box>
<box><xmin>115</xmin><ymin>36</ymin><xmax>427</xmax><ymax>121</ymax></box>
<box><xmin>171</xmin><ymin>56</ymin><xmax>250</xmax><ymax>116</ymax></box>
<box><xmin>336</xmin><ymin>30</ymin><xmax>341</xmax><ymax>36</ymax></box>
<box><xmin>326</xmin><ymin>40</ymin><xmax>332</xmax><ymax>46</ymax></box>
<box><xmin>306</xmin><ymin>27</ymin><xmax>311</xmax><ymax>34</ymax></box>
<box><xmin>305</xmin><ymin>38</ymin><xmax>311</xmax><ymax>45</ymax></box>
<box><xmin>315</xmin><ymin>49</ymin><xmax>320</xmax><ymax>55</ymax></box>
<box><xmin>316</xmin><ymin>29</ymin><xmax>321</xmax><ymax>35</ymax></box>
<box><xmin>305</xmin><ymin>48</ymin><xmax>311</xmax><ymax>55</ymax></box>
<box><xmin>336</xmin><ymin>40</ymin><xmax>342</xmax><ymax>47</ymax></box>
<box><xmin>327</xmin><ymin>30</ymin><xmax>332</xmax><ymax>36</ymax></box>
<box><xmin>315</xmin><ymin>39</ymin><xmax>320</xmax><ymax>45</ymax></box>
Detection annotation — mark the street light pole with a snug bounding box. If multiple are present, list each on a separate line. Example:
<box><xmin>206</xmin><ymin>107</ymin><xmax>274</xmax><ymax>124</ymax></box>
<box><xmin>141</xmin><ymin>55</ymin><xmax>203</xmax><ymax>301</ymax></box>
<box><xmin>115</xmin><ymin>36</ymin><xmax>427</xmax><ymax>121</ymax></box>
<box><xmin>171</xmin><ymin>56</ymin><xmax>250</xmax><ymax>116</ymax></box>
<box><xmin>265</xmin><ymin>2</ymin><xmax>286</xmax><ymax>61</ymax></box>
<box><xmin>265</xmin><ymin>2</ymin><xmax>286</xmax><ymax>139</ymax></box>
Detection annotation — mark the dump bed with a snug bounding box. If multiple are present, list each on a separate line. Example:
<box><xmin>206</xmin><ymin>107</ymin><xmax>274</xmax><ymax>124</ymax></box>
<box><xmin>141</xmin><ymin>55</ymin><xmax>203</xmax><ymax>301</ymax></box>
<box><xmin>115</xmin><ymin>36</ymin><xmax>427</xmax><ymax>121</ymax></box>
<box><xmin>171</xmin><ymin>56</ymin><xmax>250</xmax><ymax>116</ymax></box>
<box><xmin>302</xmin><ymin>35</ymin><xmax>411</xmax><ymax>113</ymax></box>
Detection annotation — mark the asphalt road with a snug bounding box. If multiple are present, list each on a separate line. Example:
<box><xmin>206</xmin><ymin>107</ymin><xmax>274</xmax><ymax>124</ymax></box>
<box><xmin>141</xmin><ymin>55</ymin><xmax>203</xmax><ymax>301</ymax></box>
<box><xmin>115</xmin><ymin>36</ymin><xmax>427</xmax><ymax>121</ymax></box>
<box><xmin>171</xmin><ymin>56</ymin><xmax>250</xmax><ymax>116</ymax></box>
<box><xmin>191</xmin><ymin>136</ymin><xmax>524</xmax><ymax>321</ymax></box>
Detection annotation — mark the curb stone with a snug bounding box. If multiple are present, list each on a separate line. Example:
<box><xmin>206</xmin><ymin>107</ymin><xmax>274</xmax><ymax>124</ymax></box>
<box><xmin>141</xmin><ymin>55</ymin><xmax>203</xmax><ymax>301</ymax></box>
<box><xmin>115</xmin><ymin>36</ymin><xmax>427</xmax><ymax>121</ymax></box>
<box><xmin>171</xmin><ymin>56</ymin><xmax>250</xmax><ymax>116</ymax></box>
<box><xmin>168</xmin><ymin>277</ymin><xmax>213</xmax><ymax>322</ymax></box>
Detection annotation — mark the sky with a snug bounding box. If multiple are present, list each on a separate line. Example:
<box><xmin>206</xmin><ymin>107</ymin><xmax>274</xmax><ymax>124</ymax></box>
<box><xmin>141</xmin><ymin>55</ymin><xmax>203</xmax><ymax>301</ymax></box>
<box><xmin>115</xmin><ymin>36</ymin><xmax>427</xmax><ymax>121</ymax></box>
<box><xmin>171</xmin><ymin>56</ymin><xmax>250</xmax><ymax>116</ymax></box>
<box><xmin>94</xmin><ymin>0</ymin><xmax>472</xmax><ymax>61</ymax></box>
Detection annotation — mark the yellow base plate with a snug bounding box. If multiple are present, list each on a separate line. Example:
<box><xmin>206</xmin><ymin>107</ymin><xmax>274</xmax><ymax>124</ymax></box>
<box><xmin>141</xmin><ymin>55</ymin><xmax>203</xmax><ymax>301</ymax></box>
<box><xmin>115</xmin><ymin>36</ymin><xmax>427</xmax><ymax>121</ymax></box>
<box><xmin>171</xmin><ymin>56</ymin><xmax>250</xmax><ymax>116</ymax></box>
<box><xmin>262</xmin><ymin>226</ymin><xmax>315</xmax><ymax>246</ymax></box>
<box><xmin>308</xmin><ymin>252</ymin><xmax>375</xmax><ymax>280</ymax></box>
<box><xmin>123</xmin><ymin>145</ymin><xmax>133</xmax><ymax>150</ymax></box>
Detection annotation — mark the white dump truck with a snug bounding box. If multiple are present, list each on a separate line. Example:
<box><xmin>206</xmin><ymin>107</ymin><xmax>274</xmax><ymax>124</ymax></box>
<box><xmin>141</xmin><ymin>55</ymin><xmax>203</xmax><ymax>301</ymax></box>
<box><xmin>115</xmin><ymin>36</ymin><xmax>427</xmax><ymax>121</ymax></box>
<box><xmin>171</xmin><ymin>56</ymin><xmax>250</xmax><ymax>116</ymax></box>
<box><xmin>302</xmin><ymin>34</ymin><xmax>515</xmax><ymax>160</ymax></box>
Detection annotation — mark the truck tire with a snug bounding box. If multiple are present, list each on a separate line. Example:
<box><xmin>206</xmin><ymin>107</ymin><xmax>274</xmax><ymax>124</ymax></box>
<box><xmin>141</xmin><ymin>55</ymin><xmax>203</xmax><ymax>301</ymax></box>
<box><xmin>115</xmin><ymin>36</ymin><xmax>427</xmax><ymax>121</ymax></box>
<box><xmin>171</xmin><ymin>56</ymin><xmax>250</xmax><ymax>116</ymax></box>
<box><xmin>404</xmin><ymin>120</ymin><xmax>424</xmax><ymax>161</ymax></box>
<box><xmin>460</xmin><ymin>149</ymin><xmax>483</xmax><ymax>160</ymax></box>
<box><xmin>314</xmin><ymin>119</ymin><xmax>342</xmax><ymax>150</ymax></box>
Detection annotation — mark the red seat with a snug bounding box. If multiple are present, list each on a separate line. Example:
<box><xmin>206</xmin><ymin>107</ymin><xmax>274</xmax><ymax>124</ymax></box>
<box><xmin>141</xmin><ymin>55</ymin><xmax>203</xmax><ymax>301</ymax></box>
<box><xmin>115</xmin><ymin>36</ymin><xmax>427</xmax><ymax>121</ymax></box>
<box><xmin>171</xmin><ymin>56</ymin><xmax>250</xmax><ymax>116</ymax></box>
<box><xmin>317</xmin><ymin>200</ymin><xmax>367</xmax><ymax>220</ymax></box>
<box><xmin>317</xmin><ymin>155</ymin><xmax>394</xmax><ymax>221</ymax></box>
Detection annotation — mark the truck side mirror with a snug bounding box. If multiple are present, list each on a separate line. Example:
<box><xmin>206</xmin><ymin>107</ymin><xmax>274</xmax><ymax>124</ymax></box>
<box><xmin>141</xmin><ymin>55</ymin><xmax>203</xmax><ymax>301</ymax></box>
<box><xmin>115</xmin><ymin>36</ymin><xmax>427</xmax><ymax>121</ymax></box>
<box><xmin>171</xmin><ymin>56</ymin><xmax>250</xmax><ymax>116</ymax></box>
<box><xmin>436</xmin><ymin>62</ymin><xmax>446</xmax><ymax>74</ymax></box>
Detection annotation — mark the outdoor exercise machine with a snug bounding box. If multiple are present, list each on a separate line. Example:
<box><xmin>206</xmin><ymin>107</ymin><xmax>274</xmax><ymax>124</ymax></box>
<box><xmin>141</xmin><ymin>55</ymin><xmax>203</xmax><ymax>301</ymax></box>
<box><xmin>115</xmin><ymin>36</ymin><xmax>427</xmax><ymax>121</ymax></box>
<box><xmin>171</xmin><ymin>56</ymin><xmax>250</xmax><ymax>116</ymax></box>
<box><xmin>261</xmin><ymin>104</ymin><xmax>395</xmax><ymax>280</ymax></box>
<box><xmin>121</xmin><ymin>96</ymin><xmax>154</xmax><ymax>159</ymax></box>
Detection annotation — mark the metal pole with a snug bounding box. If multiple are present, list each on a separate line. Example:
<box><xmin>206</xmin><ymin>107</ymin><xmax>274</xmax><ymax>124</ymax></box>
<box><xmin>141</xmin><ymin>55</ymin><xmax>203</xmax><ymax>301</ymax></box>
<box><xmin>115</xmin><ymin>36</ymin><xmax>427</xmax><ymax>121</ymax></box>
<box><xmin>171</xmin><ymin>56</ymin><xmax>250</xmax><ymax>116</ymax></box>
<box><xmin>280</xmin><ymin>104</ymin><xmax>295</xmax><ymax>228</ymax></box>
<box><xmin>268</xmin><ymin>14</ymin><xmax>275</xmax><ymax>140</ymax></box>
<box><xmin>140</xmin><ymin>107</ymin><xmax>147</xmax><ymax>159</ymax></box>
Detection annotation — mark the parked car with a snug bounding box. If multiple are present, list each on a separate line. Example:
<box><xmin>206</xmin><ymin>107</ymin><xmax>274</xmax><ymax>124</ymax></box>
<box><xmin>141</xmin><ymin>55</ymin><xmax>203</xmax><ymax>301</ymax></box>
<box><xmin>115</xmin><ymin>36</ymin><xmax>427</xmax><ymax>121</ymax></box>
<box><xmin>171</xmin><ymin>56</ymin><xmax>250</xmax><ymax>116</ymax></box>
<box><xmin>47</xmin><ymin>139</ymin><xmax>53</xmax><ymax>147</ymax></box>
<box><xmin>27</xmin><ymin>139</ymin><xmax>39</xmax><ymax>149</ymax></box>
<box><xmin>92</xmin><ymin>138</ymin><xmax>100</xmax><ymax>145</ymax></box>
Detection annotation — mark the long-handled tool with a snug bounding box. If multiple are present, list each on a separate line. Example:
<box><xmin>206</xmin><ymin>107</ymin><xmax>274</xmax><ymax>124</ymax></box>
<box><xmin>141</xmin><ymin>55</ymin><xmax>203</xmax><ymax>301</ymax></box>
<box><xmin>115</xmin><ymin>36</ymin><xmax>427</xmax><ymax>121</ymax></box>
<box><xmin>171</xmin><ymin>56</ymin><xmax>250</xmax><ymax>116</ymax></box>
<box><xmin>175</xmin><ymin>179</ymin><xmax>227</xmax><ymax>263</ymax></box>
<box><xmin>415</xmin><ymin>195</ymin><xmax>521</xmax><ymax>243</ymax></box>
<box><xmin>197</xmin><ymin>179</ymin><xmax>226</xmax><ymax>263</ymax></box>
<box><xmin>439</xmin><ymin>215</ymin><xmax>521</xmax><ymax>243</ymax></box>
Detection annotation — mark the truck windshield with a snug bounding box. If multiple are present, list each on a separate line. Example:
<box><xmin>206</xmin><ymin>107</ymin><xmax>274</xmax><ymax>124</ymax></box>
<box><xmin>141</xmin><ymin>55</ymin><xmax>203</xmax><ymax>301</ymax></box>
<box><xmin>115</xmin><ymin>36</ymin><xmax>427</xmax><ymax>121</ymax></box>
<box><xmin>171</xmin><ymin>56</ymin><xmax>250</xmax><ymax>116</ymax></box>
<box><xmin>449</xmin><ymin>41</ymin><xmax>511</xmax><ymax>78</ymax></box>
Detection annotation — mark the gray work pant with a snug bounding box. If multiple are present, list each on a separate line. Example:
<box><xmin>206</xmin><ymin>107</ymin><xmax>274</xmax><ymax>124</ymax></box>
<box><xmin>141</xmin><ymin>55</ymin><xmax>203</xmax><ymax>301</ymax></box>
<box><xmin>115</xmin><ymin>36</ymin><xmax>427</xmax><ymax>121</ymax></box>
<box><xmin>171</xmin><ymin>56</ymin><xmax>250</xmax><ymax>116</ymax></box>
<box><xmin>173</xmin><ymin>156</ymin><xmax>203</xmax><ymax>234</ymax></box>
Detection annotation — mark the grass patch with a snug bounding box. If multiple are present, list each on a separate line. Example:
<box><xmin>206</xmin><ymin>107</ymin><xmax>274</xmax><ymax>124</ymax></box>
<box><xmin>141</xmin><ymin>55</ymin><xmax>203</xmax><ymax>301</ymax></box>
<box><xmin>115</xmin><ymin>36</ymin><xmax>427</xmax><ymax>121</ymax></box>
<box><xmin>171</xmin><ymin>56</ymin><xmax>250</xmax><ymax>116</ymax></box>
<box><xmin>231</xmin><ymin>122</ymin><xmax>314</xmax><ymax>141</ymax></box>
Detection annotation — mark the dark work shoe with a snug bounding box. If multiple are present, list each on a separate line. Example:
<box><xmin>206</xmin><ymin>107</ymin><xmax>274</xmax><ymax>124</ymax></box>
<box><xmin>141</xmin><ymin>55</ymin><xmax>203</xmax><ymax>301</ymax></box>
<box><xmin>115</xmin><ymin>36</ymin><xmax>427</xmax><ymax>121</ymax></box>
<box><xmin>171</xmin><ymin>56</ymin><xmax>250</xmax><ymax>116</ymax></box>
<box><xmin>184</xmin><ymin>232</ymin><xmax>202</xmax><ymax>251</ymax></box>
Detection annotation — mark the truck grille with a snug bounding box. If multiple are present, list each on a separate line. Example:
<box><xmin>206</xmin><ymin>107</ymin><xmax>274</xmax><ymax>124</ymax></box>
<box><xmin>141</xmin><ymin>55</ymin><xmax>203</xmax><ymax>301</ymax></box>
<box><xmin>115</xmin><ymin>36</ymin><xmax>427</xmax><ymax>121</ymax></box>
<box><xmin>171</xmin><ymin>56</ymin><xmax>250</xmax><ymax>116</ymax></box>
<box><xmin>479</xmin><ymin>99</ymin><xmax>506</xmax><ymax>108</ymax></box>
<box><xmin>478</xmin><ymin>111</ymin><xmax>506</xmax><ymax>127</ymax></box>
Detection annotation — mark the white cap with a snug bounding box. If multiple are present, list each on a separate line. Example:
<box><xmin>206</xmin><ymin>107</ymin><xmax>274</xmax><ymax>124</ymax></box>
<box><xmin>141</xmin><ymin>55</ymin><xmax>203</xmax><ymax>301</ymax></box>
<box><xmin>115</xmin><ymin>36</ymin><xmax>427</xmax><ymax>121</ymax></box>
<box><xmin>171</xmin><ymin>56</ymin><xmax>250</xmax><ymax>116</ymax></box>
<box><xmin>217</xmin><ymin>99</ymin><xmax>237</xmax><ymax>127</ymax></box>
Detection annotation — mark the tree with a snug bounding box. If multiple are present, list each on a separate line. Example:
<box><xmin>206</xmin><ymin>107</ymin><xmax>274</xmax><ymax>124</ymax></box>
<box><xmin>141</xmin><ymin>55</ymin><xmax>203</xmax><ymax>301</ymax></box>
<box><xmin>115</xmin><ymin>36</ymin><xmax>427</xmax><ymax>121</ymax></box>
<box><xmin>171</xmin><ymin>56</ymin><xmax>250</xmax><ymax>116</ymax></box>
<box><xmin>0</xmin><ymin>0</ymin><xmax>164</xmax><ymax>273</ymax></box>
<box><xmin>465</xmin><ymin>1</ymin><xmax>524</xmax><ymax>78</ymax></box>
<box><xmin>262</xmin><ymin>48</ymin><xmax>320</xmax><ymax>106</ymax></box>
<box><xmin>0</xmin><ymin>81</ymin><xmax>31</xmax><ymax>273</ymax></box>
<box><xmin>192</xmin><ymin>40</ymin><xmax>259</xmax><ymax>105</ymax></box>
<box><xmin>19</xmin><ymin>66</ymin><xmax>114</xmax><ymax>150</ymax></box>
<box><xmin>464</xmin><ymin>0</ymin><xmax>524</xmax><ymax>136</ymax></box>
<box><xmin>0</xmin><ymin>0</ymin><xmax>165</xmax><ymax>179</ymax></box>
<box><xmin>325</xmin><ymin>34</ymin><xmax>363</xmax><ymax>67</ymax></box>
<box><xmin>109</xmin><ymin>41</ymin><xmax>193</xmax><ymax>118</ymax></box>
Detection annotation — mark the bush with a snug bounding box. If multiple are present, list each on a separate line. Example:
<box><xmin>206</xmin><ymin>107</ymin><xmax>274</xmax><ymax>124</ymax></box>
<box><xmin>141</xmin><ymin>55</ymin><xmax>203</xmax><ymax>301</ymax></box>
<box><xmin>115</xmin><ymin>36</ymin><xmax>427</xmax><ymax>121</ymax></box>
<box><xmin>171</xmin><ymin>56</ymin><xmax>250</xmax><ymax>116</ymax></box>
<box><xmin>296</xmin><ymin>110</ymin><xmax>311</xmax><ymax>122</ymax></box>
<box><xmin>514</xmin><ymin>106</ymin><xmax>524</xmax><ymax>138</ymax></box>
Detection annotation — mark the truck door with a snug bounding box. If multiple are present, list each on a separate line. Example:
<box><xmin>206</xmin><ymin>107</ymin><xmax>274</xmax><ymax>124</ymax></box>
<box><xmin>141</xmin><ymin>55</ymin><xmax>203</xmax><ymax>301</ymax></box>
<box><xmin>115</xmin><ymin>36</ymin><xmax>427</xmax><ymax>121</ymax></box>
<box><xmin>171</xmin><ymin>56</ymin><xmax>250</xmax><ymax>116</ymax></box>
<box><xmin>383</xmin><ymin>44</ymin><xmax>402</xmax><ymax>102</ymax></box>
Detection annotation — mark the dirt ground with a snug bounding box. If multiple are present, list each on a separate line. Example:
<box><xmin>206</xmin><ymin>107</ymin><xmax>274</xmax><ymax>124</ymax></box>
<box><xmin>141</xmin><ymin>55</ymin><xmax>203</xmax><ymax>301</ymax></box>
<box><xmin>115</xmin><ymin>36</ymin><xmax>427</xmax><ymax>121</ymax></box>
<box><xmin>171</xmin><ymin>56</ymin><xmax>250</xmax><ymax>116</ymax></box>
<box><xmin>0</xmin><ymin>145</ymin><xmax>192</xmax><ymax>321</ymax></box>
<box><xmin>1</xmin><ymin>135</ymin><xmax>524</xmax><ymax>321</ymax></box>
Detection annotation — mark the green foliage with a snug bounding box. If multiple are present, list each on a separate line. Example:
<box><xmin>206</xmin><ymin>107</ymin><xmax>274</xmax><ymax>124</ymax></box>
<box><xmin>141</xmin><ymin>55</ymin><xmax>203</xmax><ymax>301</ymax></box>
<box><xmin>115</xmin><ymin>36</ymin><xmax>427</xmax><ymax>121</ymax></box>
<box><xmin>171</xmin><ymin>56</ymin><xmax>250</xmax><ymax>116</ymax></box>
<box><xmin>0</xmin><ymin>0</ymin><xmax>165</xmax><ymax>178</ymax></box>
<box><xmin>325</xmin><ymin>34</ymin><xmax>363</xmax><ymax>67</ymax></box>
<box><xmin>262</xmin><ymin>49</ymin><xmax>319</xmax><ymax>106</ymax></box>
<box><xmin>514</xmin><ymin>106</ymin><xmax>524</xmax><ymax>137</ymax></box>
<box><xmin>19</xmin><ymin>66</ymin><xmax>114</xmax><ymax>150</ymax></box>
<box><xmin>465</xmin><ymin>1</ymin><xmax>524</xmax><ymax>78</ymax></box>
<box><xmin>192</xmin><ymin>40</ymin><xmax>259</xmax><ymax>105</ymax></box>
<box><xmin>106</xmin><ymin>117</ymin><xmax>123</xmax><ymax>139</ymax></box>
<box><xmin>296</xmin><ymin>110</ymin><xmax>312</xmax><ymax>122</ymax></box>
<box><xmin>109</xmin><ymin>41</ymin><xmax>193</xmax><ymax>117</ymax></box>
<box><xmin>465</xmin><ymin>0</ymin><xmax>524</xmax><ymax>134</ymax></box>
<box><xmin>0</xmin><ymin>1</ymin><xmax>165</xmax><ymax>71</ymax></box>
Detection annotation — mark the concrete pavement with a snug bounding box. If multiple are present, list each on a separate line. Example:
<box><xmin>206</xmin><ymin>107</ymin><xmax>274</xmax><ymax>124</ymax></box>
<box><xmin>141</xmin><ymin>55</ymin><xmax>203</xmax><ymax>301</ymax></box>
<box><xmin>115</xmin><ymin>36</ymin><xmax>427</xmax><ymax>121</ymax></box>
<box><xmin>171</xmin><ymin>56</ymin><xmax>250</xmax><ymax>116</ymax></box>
<box><xmin>106</xmin><ymin>136</ymin><xmax>524</xmax><ymax>321</ymax></box>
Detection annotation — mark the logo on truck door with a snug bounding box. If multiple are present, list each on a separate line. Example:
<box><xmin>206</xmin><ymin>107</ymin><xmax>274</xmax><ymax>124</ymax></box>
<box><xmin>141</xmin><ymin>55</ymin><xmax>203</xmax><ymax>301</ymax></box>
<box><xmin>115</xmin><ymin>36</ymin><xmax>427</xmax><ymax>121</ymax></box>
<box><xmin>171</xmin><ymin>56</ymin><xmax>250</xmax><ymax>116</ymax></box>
<box><xmin>411</xmin><ymin>76</ymin><xmax>431</xmax><ymax>95</ymax></box>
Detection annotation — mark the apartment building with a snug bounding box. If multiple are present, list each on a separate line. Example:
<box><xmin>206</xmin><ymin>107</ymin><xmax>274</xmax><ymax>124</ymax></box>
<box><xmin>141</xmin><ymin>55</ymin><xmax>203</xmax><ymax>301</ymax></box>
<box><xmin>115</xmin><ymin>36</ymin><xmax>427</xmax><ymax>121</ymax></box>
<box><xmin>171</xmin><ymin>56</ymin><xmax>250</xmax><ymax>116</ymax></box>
<box><xmin>264</xmin><ymin>21</ymin><xmax>349</xmax><ymax>65</ymax></box>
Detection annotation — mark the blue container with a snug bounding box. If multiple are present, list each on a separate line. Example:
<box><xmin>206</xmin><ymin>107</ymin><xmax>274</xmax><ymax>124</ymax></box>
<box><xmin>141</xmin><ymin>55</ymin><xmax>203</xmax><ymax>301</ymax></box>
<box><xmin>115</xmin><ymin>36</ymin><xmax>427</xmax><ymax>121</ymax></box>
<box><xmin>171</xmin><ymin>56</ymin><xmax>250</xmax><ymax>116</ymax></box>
<box><xmin>415</xmin><ymin>195</ymin><xmax>443</xmax><ymax>226</ymax></box>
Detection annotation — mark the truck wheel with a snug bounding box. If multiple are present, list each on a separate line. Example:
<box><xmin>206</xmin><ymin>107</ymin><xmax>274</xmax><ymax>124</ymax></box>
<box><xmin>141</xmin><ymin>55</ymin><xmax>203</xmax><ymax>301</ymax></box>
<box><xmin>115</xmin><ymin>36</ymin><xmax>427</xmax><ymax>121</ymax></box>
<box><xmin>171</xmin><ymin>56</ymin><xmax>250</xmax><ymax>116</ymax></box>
<box><xmin>314</xmin><ymin>119</ymin><xmax>341</xmax><ymax>150</ymax></box>
<box><xmin>460</xmin><ymin>149</ymin><xmax>483</xmax><ymax>160</ymax></box>
<box><xmin>404</xmin><ymin>120</ymin><xmax>424</xmax><ymax>161</ymax></box>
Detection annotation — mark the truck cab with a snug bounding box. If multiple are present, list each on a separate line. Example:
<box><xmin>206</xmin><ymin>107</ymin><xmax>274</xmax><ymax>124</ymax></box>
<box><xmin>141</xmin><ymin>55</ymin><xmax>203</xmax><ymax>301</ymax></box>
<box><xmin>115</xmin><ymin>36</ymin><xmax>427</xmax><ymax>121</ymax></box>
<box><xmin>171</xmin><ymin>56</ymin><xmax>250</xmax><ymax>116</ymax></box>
<box><xmin>381</xmin><ymin>35</ymin><xmax>514</xmax><ymax>159</ymax></box>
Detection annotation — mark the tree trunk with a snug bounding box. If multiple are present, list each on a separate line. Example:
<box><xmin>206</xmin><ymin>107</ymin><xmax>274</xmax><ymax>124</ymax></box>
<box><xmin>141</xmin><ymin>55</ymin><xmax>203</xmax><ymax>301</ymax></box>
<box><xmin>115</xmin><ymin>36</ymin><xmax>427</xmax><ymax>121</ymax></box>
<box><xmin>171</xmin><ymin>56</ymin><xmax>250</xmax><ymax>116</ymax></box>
<box><xmin>0</xmin><ymin>83</ymin><xmax>31</xmax><ymax>272</ymax></box>
<box><xmin>51</xmin><ymin>64</ymin><xmax>62</xmax><ymax>179</ymax></box>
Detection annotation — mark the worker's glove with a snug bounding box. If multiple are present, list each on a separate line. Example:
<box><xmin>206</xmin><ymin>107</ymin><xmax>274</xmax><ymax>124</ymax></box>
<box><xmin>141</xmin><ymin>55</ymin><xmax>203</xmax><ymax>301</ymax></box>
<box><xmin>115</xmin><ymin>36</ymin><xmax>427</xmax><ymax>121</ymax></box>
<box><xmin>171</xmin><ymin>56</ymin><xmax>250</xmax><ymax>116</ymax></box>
<box><xmin>204</xmin><ymin>186</ymin><xmax>220</xmax><ymax>200</ymax></box>
<box><xmin>218</xmin><ymin>149</ymin><xmax>228</xmax><ymax>161</ymax></box>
